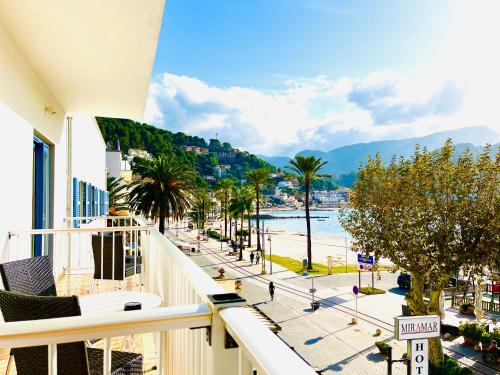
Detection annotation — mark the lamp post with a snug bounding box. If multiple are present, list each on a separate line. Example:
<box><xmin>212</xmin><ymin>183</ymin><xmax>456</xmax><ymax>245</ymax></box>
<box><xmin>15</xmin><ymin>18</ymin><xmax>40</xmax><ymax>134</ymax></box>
<box><xmin>219</xmin><ymin>222</ymin><xmax>223</xmax><ymax>252</ymax></box>
<box><xmin>267</xmin><ymin>231</ymin><xmax>273</xmax><ymax>275</ymax></box>
<box><xmin>260</xmin><ymin>227</ymin><xmax>266</xmax><ymax>275</ymax></box>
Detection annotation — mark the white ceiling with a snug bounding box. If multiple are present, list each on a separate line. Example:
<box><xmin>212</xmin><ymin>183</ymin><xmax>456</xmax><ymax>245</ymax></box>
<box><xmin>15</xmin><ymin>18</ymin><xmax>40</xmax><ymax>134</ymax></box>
<box><xmin>0</xmin><ymin>0</ymin><xmax>165</xmax><ymax>119</ymax></box>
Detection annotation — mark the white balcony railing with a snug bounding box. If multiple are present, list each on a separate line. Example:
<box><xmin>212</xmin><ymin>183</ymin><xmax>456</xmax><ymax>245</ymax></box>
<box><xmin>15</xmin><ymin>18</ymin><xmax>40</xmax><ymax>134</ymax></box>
<box><xmin>2</xmin><ymin>216</ymin><xmax>316</xmax><ymax>375</ymax></box>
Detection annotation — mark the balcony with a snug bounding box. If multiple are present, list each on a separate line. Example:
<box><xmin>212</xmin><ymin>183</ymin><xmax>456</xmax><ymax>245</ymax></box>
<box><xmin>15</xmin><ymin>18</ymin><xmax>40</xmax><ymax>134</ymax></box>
<box><xmin>1</xmin><ymin>216</ymin><xmax>315</xmax><ymax>374</ymax></box>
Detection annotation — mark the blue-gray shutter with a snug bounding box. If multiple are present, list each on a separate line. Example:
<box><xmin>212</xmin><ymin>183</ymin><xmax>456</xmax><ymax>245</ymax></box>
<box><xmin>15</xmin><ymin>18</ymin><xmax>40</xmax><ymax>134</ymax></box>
<box><xmin>104</xmin><ymin>191</ymin><xmax>109</xmax><ymax>215</ymax></box>
<box><xmin>73</xmin><ymin>178</ymin><xmax>81</xmax><ymax>228</ymax></box>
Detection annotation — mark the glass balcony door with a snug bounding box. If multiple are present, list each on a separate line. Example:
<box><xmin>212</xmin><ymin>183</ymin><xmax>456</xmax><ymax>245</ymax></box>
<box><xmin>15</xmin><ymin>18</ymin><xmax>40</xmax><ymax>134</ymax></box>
<box><xmin>33</xmin><ymin>135</ymin><xmax>52</xmax><ymax>256</ymax></box>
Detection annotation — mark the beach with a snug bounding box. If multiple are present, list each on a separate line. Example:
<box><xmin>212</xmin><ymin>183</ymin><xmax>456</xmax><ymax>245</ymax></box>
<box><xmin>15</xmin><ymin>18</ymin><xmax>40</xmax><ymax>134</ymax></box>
<box><xmin>211</xmin><ymin>220</ymin><xmax>393</xmax><ymax>267</ymax></box>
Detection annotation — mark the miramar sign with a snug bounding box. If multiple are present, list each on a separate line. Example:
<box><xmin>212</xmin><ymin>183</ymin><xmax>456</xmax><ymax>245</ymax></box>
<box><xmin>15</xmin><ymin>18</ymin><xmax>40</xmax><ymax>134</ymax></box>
<box><xmin>395</xmin><ymin>315</ymin><xmax>440</xmax><ymax>340</ymax></box>
<box><xmin>394</xmin><ymin>315</ymin><xmax>440</xmax><ymax>375</ymax></box>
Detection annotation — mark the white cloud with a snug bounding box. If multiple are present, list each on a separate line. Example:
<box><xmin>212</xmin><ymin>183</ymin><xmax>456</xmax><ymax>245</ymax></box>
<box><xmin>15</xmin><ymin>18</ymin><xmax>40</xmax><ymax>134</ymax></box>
<box><xmin>144</xmin><ymin>69</ymin><xmax>499</xmax><ymax>156</ymax></box>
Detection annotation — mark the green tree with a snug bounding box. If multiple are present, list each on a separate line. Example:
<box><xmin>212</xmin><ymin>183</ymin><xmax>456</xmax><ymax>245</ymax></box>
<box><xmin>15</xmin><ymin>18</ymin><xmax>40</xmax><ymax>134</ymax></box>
<box><xmin>129</xmin><ymin>155</ymin><xmax>195</xmax><ymax>234</ymax></box>
<box><xmin>214</xmin><ymin>178</ymin><xmax>234</xmax><ymax>237</ymax></box>
<box><xmin>229</xmin><ymin>186</ymin><xmax>254</xmax><ymax>261</ymax></box>
<box><xmin>287</xmin><ymin>156</ymin><xmax>331</xmax><ymax>270</ymax></box>
<box><xmin>191</xmin><ymin>189</ymin><xmax>214</xmax><ymax>229</ymax></box>
<box><xmin>340</xmin><ymin>141</ymin><xmax>499</xmax><ymax>366</ymax></box>
<box><xmin>245</xmin><ymin>168</ymin><xmax>270</xmax><ymax>252</ymax></box>
<box><xmin>106</xmin><ymin>174</ymin><xmax>130</xmax><ymax>213</ymax></box>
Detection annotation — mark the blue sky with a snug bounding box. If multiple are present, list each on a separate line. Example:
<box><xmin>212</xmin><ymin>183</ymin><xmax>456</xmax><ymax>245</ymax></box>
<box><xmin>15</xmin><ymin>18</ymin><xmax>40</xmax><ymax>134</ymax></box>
<box><xmin>145</xmin><ymin>0</ymin><xmax>500</xmax><ymax>155</ymax></box>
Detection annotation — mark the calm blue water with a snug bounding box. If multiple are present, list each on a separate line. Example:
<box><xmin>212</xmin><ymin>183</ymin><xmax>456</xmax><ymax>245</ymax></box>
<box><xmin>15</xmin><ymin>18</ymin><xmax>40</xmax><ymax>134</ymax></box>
<box><xmin>252</xmin><ymin>209</ymin><xmax>350</xmax><ymax>237</ymax></box>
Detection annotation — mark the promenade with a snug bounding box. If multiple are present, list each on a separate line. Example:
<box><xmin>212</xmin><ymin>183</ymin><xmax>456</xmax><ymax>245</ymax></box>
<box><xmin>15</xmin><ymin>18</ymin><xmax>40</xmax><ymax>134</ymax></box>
<box><xmin>171</xmin><ymin>228</ymin><xmax>499</xmax><ymax>374</ymax></box>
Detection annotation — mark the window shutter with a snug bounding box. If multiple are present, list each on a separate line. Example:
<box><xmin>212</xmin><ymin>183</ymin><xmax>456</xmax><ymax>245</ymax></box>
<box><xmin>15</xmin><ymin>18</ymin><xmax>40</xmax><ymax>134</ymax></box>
<box><xmin>73</xmin><ymin>178</ymin><xmax>81</xmax><ymax>228</ymax></box>
<box><xmin>89</xmin><ymin>184</ymin><xmax>94</xmax><ymax>217</ymax></box>
<box><xmin>94</xmin><ymin>186</ymin><xmax>98</xmax><ymax>217</ymax></box>
<box><xmin>104</xmin><ymin>191</ymin><xmax>109</xmax><ymax>215</ymax></box>
<box><xmin>84</xmin><ymin>182</ymin><xmax>90</xmax><ymax>222</ymax></box>
<box><xmin>97</xmin><ymin>189</ymin><xmax>101</xmax><ymax>216</ymax></box>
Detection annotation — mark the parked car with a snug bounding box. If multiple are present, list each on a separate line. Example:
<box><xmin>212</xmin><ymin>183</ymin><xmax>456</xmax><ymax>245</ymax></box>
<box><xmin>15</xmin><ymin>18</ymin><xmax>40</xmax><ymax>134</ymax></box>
<box><xmin>397</xmin><ymin>272</ymin><xmax>430</xmax><ymax>290</ymax></box>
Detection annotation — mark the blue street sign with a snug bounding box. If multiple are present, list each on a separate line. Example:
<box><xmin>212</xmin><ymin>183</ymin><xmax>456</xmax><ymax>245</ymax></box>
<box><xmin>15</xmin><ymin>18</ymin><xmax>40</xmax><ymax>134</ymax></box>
<box><xmin>353</xmin><ymin>285</ymin><xmax>359</xmax><ymax>295</ymax></box>
<box><xmin>357</xmin><ymin>253</ymin><xmax>374</xmax><ymax>265</ymax></box>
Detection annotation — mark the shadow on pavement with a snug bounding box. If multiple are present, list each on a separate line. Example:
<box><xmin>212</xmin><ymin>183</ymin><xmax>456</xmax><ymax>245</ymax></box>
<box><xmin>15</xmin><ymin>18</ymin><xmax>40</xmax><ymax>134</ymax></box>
<box><xmin>388</xmin><ymin>287</ymin><xmax>408</xmax><ymax>296</ymax></box>
<box><xmin>366</xmin><ymin>352</ymin><xmax>385</xmax><ymax>363</ymax></box>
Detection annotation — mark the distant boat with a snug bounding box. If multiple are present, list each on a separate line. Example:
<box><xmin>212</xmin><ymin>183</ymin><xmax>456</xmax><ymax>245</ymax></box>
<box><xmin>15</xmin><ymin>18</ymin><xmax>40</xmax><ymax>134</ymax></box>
<box><xmin>317</xmin><ymin>219</ymin><xmax>326</xmax><ymax>221</ymax></box>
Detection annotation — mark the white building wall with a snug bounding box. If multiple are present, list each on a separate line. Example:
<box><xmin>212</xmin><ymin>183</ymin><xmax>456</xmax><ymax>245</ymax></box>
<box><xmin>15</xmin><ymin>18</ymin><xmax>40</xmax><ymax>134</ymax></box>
<box><xmin>106</xmin><ymin>151</ymin><xmax>122</xmax><ymax>179</ymax></box>
<box><xmin>0</xmin><ymin>19</ymin><xmax>106</xmax><ymax>266</ymax></box>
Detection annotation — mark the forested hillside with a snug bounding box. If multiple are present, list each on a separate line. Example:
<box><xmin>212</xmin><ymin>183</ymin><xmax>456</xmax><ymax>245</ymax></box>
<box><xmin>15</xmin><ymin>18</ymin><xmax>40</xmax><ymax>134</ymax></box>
<box><xmin>96</xmin><ymin>117</ymin><xmax>274</xmax><ymax>184</ymax></box>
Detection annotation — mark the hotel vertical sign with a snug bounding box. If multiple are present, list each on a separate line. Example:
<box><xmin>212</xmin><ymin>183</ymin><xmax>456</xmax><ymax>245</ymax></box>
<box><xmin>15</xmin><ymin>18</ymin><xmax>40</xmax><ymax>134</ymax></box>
<box><xmin>394</xmin><ymin>315</ymin><xmax>440</xmax><ymax>375</ymax></box>
<box><xmin>411</xmin><ymin>339</ymin><xmax>428</xmax><ymax>375</ymax></box>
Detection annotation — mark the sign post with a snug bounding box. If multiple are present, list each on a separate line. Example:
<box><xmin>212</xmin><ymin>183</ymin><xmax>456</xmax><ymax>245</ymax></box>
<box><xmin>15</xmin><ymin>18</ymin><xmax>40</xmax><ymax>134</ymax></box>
<box><xmin>327</xmin><ymin>256</ymin><xmax>333</xmax><ymax>275</ymax></box>
<box><xmin>394</xmin><ymin>315</ymin><xmax>440</xmax><ymax>375</ymax></box>
<box><xmin>352</xmin><ymin>285</ymin><xmax>359</xmax><ymax>323</ymax></box>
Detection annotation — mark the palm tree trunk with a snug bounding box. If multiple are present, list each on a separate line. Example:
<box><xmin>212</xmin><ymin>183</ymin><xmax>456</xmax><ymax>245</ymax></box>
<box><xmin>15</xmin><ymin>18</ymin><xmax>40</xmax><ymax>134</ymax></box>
<box><xmin>229</xmin><ymin>216</ymin><xmax>232</xmax><ymax>240</ymax></box>
<box><xmin>247</xmin><ymin>211</ymin><xmax>252</xmax><ymax>247</ymax></box>
<box><xmin>159</xmin><ymin>200</ymin><xmax>165</xmax><ymax>234</ymax></box>
<box><xmin>256</xmin><ymin>189</ymin><xmax>261</xmax><ymax>251</ymax></box>
<box><xmin>166</xmin><ymin>205</ymin><xmax>170</xmax><ymax>230</ymax></box>
<box><xmin>224</xmin><ymin>193</ymin><xmax>228</xmax><ymax>237</ymax></box>
<box><xmin>239</xmin><ymin>215</ymin><xmax>244</xmax><ymax>261</ymax></box>
<box><xmin>305</xmin><ymin>181</ymin><xmax>312</xmax><ymax>270</ymax></box>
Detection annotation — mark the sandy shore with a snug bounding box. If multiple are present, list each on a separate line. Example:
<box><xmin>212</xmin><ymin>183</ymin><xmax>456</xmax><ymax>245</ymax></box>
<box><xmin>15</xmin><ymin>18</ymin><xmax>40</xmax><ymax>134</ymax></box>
<box><xmin>209</xmin><ymin>221</ymin><xmax>392</xmax><ymax>267</ymax></box>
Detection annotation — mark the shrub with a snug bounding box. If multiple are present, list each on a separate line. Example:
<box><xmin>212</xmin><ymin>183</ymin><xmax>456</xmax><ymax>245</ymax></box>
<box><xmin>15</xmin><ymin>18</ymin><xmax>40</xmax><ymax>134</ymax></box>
<box><xmin>359</xmin><ymin>287</ymin><xmax>386</xmax><ymax>295</ymax></box>
<box><xmin>375</xmin><ymin>341</ymin><xmax>391</xmax><ymax>355</ymax></box>
<box><xmin>430</xmin><ymin>354</ymin><xmax>473</xmax><ymax>374</ymax></box>
<box><xmin>459</xmin><ymin>322</ymin><xmax>486</xmax><ymax>342</ymax></box>
<box><xmin>430</xmin><ymin>354</ymin><xmax>474</xmax><ymax>375</ymax></box>
<box><xmin>480</xmin><ymin>331</ymin><xmax>491</xmax><ymax>347</ymax></box>
<box><xmin>459</xmin><ymin>302</ymin><xmax>475</xmax><ymax>315</ymax></box>
<box><xmin>489</xmin><ymin>328</ymin><xmax>500</xmax><ymax>343</ymax></box>
<box><xmin>207</xmin><ymin>229</ymin><xmax>229</xmax><ymax>241</ymax></box>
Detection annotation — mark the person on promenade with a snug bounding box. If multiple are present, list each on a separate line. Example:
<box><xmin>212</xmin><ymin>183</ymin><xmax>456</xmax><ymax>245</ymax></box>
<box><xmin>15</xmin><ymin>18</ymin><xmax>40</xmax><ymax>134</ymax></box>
<box><xmin>256</xmin><ymin>253</ymin><xmax>260</xmax><ymax>265</ymax></box>
<box><xmin>269</xmin><ymin>281</ymin><xmax>275</xmax><ymax>301</ymax></box>
<box><xmin>250</xmin><ymin>252</ymin><xmax>255</xmax><ymax>264</ymax></box>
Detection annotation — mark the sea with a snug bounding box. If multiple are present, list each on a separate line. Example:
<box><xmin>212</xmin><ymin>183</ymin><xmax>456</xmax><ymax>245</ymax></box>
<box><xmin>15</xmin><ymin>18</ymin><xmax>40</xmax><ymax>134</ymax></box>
<box><xmin>252</xmin><ymin>209</ymin><xmax>350</xmax><ymax>237</ymax></box>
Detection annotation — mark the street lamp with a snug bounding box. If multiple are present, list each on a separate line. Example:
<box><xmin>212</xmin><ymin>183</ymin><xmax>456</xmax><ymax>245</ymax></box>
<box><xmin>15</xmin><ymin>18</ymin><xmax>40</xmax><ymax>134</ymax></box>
<box><xmin>219</xmin><ymin>222</ymin><xmax>223</xmax><ymax>252</ymax></box>
<box><xmin>268</xmin><ymin>231</ymin><xmax>273</xmax><ymax>275</ymax></box>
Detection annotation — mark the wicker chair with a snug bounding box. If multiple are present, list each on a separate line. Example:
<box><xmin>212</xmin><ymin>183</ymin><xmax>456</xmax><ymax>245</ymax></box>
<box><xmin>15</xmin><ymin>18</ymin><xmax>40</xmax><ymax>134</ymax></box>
<box><xmin>0</xmin><ymin>290</ymin><xmax>143</xmax><ymax>375</ymax></box>
<box><xmin>91</xmin><ymin>234</ymin><xmax>141</xmax><ymax>281</ymax></box>
<box><xmin>0</xmin><ymin>256</ymin><xmax>56</xmax><ymax>296</ymax></box>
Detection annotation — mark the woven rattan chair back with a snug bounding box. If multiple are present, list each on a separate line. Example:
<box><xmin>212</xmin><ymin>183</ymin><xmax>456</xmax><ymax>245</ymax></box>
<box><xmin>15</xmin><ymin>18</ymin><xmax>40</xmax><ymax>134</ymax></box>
<box><xmin>91</xmin><ymin>233</ymin><xmax>126</xmax><ymax>280</ymax></box>
<box><xmin>0</xmin><ymin>256</ymin><xmax>56</xmax><ymax>296</ymax></box>
<box><xmin>0</xmin><ymin>290</ymin><xmax>89</xmax><ymax>375</ymax></box>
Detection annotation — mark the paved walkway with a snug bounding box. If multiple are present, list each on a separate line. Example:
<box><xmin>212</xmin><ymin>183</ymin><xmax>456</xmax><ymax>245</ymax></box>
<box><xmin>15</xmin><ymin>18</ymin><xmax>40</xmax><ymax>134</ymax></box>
<box><xmin>173</xmin><ymin>230</ymin><xmax>498</xmax><ymax>374</ymax></box>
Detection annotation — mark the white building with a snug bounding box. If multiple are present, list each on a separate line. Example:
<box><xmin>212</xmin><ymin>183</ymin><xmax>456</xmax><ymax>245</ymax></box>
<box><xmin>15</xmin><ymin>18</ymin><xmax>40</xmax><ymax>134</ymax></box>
<box><xmin>0</xmin><ymin>2</ymin><xmax>316</xmax><ymax>375</ymax></box>
<box><xmin>0</xmin><ymin>0</ymin><xmax>163</xmax><ymax>254</ymax></box>
<box><xmin>278</xmin><ymin>180</ymin><xmax>293</xmax><ymax>189</ymax></box>
<box><xmin>106</xmin><ymin>151</ymin><xmax>122</xmax><ymax>179</ymax></box>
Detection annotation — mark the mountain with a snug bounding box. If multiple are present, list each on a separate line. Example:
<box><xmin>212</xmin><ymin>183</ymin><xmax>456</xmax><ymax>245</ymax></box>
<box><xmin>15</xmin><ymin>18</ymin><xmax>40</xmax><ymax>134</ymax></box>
<box><xmin>262</xmin><ymin>126</ymin><xmax>499</xmax><ymax>176</ymax></box>
<box><xmin>257</xmin><ymin>155</ymin><xmax>292</xmax><ymax>169</ymax></box>
<box><xmin>96</xmin><ymin>117</ymin><xmax>274</xmax><ymax>184</ymax></box>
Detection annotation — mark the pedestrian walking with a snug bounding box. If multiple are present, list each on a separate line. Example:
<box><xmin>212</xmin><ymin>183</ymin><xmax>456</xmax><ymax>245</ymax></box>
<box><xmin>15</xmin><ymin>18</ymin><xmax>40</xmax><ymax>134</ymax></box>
<box><xmin>255</xmin><ymin>252</ymin><xmax>260</xmax><ymax>265</ymax></box>
<box><xmin>269</xmin><ymin>281</ymin><xmax>275</xmax><ymax>301</ymax></box>
<box><xmin>250</xmin><ymin>252</ymin><xmax>255</xmax><ymax>264</ymax></box>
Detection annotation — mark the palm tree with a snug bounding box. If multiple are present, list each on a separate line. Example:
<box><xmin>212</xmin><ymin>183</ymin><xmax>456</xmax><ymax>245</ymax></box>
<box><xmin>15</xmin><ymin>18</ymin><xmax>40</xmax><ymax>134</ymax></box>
<box><xmin>245</xmin><ymin>168</ymin><xmax>269</xmax><ymax>252</ymax></box>
<box><xmin>214</xmin><ymin>178</ymin><xmax>234</xmax><ymax>237</ymax></box>
<box><xmin>229</xmin><ymin>186</ymin><xmax>254</xmax><ymax>261</ymax></box>
<box><xmin>286</xmin><ymin>156</ymin><xmax>331</xmax><ymax>270</ymax></box>
<box><xmin>129</xmin><ymin>155</ymin><xmax>195</xmax><ymax>234</ymax></box>
<box><xmin>106</xmin><ymin>174</ymin><xmax>130</xmax><ymax>214</ymax></box>
<box><xmin>191</xmin><ymin>189</ymin><xmax>214</xmax><ymax>229</ymax></box>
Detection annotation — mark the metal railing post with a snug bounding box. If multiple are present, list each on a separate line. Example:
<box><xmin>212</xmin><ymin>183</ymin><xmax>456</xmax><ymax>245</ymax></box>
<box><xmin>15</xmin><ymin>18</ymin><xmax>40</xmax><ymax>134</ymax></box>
<box><xmin>206</xmin><ymin>294</ymin><xmax>246</xmax><ymax>375</ymax></box>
